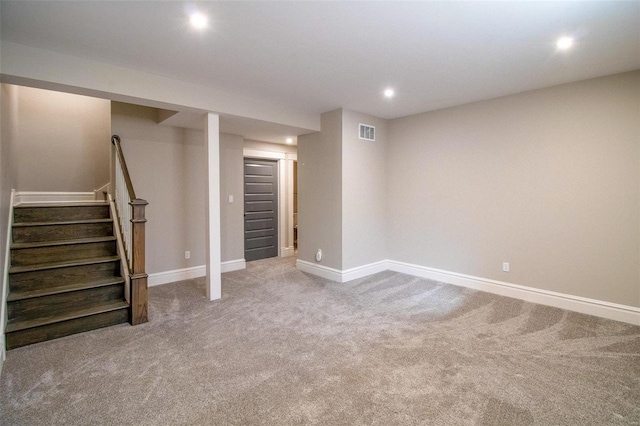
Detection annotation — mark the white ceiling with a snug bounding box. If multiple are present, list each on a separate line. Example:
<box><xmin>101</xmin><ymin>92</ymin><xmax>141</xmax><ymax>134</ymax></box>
<box><xmin>1</xmin><ymin>1</ymin><xmax>639</xmax><ymax>142</ymax></box>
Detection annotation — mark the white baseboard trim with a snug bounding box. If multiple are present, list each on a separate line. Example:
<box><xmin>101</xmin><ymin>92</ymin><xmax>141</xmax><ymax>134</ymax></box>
<box><xmin>295</xmin><ymin>257</ymin><xmax>640</xmax><ymax>325</ymax></box>
<box><xmin>387</xmin><ymin>260</ymin><xmax>640</xmax><ymax>326</ymax></box>
<box><xmin>148</xmin><ymin>266</ymin><xmax>206</xmax><ymax>287</ymax></box>
<box><xmin>148</xmin><ymin>260</ymin><xmax>247</xmax><ymax>286</ymax></box>
<box><xmin>342</xmin><ymin>260</ymin><xmax>389</xmax><ymax>282</ymax></box>
<box><xmin>221</xmin><ymin>259</ymin><xmax>246</xmax><ymax>273</ymax></box>
<box><xmin>281</xmin><ymin>246</ymin><xmax>296</xmax><ymax>258</ymax></box>
<box><xmin>133</xmin><ymin>255</ymin><xmax>640</xmax><ymax>325</ymax></box>
<box><xmin>296</xmin><ymin>260</ymin><xmax>343</xmax><ymax>282</ymax></box>
<box><xmin>14</xmin><ymin>191</ymin><xmax>96</xmax><ymax>205</ymax></box>
<box><xmin>296</xmin><ymin>259</ymin><xmax>388</xmax><ymax>283</ymax></box>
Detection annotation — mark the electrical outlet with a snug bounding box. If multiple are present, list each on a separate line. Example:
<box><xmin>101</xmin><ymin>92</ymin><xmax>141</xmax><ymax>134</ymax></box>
<box><xmin>502</xmin><ymin>262</ymin><xmax>509</xmax><ymax>272</ymax></box>
<box><xmin>316</xmin><ymin>249</ymin><xmax>322</xmax><ymax>262</ymax></box>
<box><xmin>185</xmin><ymin>251</ymin><xmax>191</xmax><ymax>260</ymax></box>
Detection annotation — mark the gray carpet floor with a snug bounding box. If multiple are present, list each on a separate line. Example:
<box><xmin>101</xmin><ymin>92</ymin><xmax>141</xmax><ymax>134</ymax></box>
<box><xmin>1</xmin><ymin>256</ymin><xmax>639</xmax><ymax>425</ymax></box>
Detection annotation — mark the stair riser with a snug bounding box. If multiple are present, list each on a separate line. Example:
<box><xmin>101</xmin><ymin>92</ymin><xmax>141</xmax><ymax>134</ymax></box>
<box><xmin>10</xmin><ymin>261</ymin><xmax>121</xmax><ymax>293</ymax></box>
<box><xmin>11</xmin><ymin>241</ymin><xmax>117</xmax><ymax>267</ymax></box>
<box><xmin>13</xmin><ymin>222</ymin><xmax>114</xmax><ymax>243</ymax></box>
<box><xmin>5</xmin><ymin>308</ymin><xmax>129</xmax><ymax>350</ymax></box>
<box><xmin>14</xmin><ymin>205</ymin><xmax>110</xmax><ymax>223</ymax></box>
<box><xmin>8</xmin><ymin>285</ymin><xmax>125</xmax><ymax>324</ymax></box>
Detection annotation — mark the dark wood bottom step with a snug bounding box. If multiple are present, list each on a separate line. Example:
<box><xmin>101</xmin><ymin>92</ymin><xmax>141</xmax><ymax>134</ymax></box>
<box><xmin>8</xmin><ymin>277</ymin><xmax>125</xmax><ymax>302</ymax></box>
<box><xmin>5</xmin><ymin>302</ymin><xmax>130</xmax><ymax>349</ymax></box>
<box><xmin>8</xmin><ymin>283</ymin><xmax>125</xmax><ymax>323</ymax></box>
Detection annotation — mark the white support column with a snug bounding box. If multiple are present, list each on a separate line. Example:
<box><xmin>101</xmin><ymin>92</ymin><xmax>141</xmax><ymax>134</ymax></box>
<box><xmin>204</xmin><ymin>113</ymin><xmax>221</xmax><ymax>301</ymax></box>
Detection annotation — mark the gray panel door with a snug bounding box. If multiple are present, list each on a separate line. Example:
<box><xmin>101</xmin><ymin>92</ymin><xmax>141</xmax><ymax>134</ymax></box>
<box><xmin>244</xmin><ymin>158</ymin><xmax>278</xmax><ymax>261</ymax></box>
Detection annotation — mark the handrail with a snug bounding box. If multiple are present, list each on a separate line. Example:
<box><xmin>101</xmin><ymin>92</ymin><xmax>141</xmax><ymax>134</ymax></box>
<box><xmin>111</xmin><ymin>135</ymin><xmax>137</xmax><ymax>200</ymax></box>
<box><xmin>111</xmin><ymin>134</ymin><xmax>148</xmax><ymax>325</ymax></box>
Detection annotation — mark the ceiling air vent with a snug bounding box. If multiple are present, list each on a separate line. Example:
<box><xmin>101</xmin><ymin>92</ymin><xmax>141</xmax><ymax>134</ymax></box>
<box><xmin>359</xmin><ymin>123</ymin><xmax>375</xmax><ymax>141</ymax></box>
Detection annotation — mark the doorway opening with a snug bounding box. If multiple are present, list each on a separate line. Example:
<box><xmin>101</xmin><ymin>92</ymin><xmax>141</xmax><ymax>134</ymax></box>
<box><xmin>243</xmin><ymin>158</ymin><xmax>279</xmax><ymax>261</ymax></box>
<box><xmin>242</xmin><ymin>145</ymin><xmax>297</xmax><ymax>263</ymax></box>
<box><xmin>293</xmin><ymin>160</ymin><xmax>298</xmax><ymax>251</ymax></box>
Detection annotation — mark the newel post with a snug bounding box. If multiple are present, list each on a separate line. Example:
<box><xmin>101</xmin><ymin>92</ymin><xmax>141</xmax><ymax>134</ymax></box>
<box><xmin>130</xmin><ymin>198</ymin><xmax>149</xmax><ymax>325</ymax></box>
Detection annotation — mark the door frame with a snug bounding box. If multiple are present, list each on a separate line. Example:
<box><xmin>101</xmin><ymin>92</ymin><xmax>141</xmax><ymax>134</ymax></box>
<box><xmin>243</xmin><ymin>148</ymin><xmax>297</xmax><ymax>258</ymax></box>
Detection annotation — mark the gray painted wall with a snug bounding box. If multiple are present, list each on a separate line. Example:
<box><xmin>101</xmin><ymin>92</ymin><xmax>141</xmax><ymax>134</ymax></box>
<box><xmin>111</xmin><ymin>102</ymin><xmax>207</xmax><ymax>274</ymax></box>
<box><xmin>3</xmin><ymin>85</ymin><xmax>110</xmax><ymax>192</ymax></box>
<box><xmin>1</xmin><ymin>84</ymin><xmax>17</xmax><ymax>366</ymax></box>
<box><xmin>298</xmin><ymin>109</ymin><xmax>389</xmax><ymax>271</ymax></box>
<box><xmin>298</xmin><ymin>109</ymin><xmax>343</xmax><ymax>270</ymax></box>
<box><xmin>112</xmin><ymin>102</ymin><xmax>248</xmax><ymax>269</ymax></box>
<box><xmin>220</xmin><ymin>134</ymin><xmax>245</xmax><ymax>262</ymax></box>
<box><xmin>0</xmin><ymin>87</ymin><xmax>16</xmax><ymax>255</ymax></box>
<box><xmin>342</xmin><ymin>109</ymin><xmax>388</xmax><ymax>270</ymax></box>
<box><xmin>387</xmin><ymin>71</ymin><xmax>640</xmax><ymax>307</ymax></box>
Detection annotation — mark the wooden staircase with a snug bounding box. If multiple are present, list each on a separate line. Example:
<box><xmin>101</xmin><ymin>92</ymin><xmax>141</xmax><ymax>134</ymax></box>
<box><xmin>5</xmin><ymin>202</ymin><xmax>130</xmax><ymax>349</ymax></box>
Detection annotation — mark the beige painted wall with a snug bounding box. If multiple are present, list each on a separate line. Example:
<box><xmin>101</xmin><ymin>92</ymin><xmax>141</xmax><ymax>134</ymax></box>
<box><xmin>111</xmin><ymin>102</ymin><xmax>206</xmax><ymax>274</ymax></box>
<box><xmin>184</xmin><ymin>128</ymin><xmax>207</xmax><ymax>263</ymax></box>
<box><xmin>111</xmin><ymin>103</ymin><xmax>246</xmax><ymax>272</ymax></box>
<box><xmin>220</xmin><ymin>134</ymin><xmax>245</xmax><ymax>262</ymax></box>
<box><xmin>342</xmin><ymin>110</ymin><xmax>388</xmax><ymax>270</ymax></box>
<box><xmin>1</xmin><ymin>84</ymin><xmax>18</xmax><ymax>363</ymax></box>
<box><xmin>297</xmin><ymin>109</ymin><xmax>343</xmax><ymax>269</ymax></box>
<box><xmin>387</xmin><ymin>71</ymin><xmax>640</xmax><ymax>307</ymax></box>
<box><xmin>6</xmin><ymin>85</ymin><xmax>110</xmax><ymax>192</ymax></box>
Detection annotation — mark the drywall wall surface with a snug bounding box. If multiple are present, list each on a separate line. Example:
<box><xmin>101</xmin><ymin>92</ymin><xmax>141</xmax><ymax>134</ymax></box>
<box><xmin>0</xmin><ymin>84</ymin><xmax>15</xmax><ymax>269</ymax></box>
<box><xmin>183</xmin><ymin>128</ymin><xmax>207</xmax><ymax>267</ymax></box>
<box><xmin>1</xmin><ymin>86</ymin><xmax>17</xmax><ymax>248</ymax></box>
<box><xmin>297</xmin><ymin>109</ymin><xmax>343</xmax><ymax>270</ymax></box>
<box><xmin>341</xmin><ymin>109</ymin><xmax>389</xmax><ymax>270</ymax></box>
<box><xmin>220</xmin><ymin>133</ymin><xmax>245</xmax><ymax>262</ymax></box>
<box><xmin>244</xmin><ymin>139</ymin><xmax>297</xmax><ymax>155</ymax></box>
<box><xmin>0</xmin><ymin>84</ymin><xmax>18</xmax><ymax>367</ymax></box>
<box><xmin>112</xmin><ymin>102</ymin><xmax>205</xmax><ymax>274</ymax></box>
<box><xmin>8</xmin><ymin>85</ymin><xmax>110</xmax><ymax>191</ymax></box>
<box><xmin>388</xmin><ymin>70</ymin><xmax>640</xmax><ymax>307</ymax></box>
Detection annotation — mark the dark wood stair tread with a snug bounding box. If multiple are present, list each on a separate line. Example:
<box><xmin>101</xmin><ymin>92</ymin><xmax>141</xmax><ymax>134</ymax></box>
<box><xmin>6</xmin><ymin>300</ymin><xmax>129</xmax><ymax>333</ymax></box>
<box><xmin>13</xmin><ymin>218</ymin><xmax>113</xmax><ymax>228</ymax></box>
<box><xmin>14</xmin><ymin>202</ymin><xmax>109</xmax><ymax>208</ymax></box>
<box><xmin>9</xmin><ymin>255</ymin><xmax>120</xmax><ymax>274</ymax></box>
<box><xmin>11</xmin><ymin>236</ymin><xmax>116</xmax><ymax>250</ymax></box>
<box><xmin>8</xmin><ymin>277</ymin><xmax>125</xmax><ymax>302</ymax></box>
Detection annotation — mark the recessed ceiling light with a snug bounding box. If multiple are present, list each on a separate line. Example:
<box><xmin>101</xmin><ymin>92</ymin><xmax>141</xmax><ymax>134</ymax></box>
<box><xmin>384</xmin><ymin>88</ymin><xmax>395</xmax><ymax>98</ymax></box>
<box><xmin>556</xmin><ymin>36</ymin><xmax>573</xmax><ymax>50</ymax></box>
<box><xmin>190</xmin><ymin>12</ymin><xmax>208</xmax><ymax>30</ymax></box>
<box><xmin>286</xmin><ymin>138</ymin><xmax>293</xmax><ymax>144</ymax></box>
